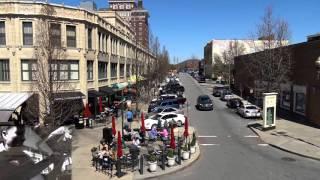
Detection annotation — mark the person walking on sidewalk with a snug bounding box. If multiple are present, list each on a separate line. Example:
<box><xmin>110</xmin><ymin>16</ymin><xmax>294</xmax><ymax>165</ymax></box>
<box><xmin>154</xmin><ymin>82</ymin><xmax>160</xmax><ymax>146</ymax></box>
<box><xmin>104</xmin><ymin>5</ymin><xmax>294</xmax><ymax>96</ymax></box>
<box><xmin>126</xmin><ymin>109</ymin><xmax>133</xmax><ymax>129</ymax></box>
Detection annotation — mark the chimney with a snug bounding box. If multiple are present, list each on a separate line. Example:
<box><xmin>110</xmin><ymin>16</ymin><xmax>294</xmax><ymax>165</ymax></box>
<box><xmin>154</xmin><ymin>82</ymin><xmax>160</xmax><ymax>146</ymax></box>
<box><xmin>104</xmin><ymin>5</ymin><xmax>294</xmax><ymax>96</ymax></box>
<box><xmin>307</xmin><ymin>33</ymin><xmax>320</xmax><ymax>42</ymax></box>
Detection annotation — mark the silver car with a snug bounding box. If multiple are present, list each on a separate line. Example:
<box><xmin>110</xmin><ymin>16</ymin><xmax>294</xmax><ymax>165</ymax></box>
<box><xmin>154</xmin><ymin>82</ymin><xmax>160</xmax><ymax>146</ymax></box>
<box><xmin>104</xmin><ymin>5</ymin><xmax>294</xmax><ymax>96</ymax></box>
<box><xmin>237</xmin><ymin>104</ymin><xmax>262</xmax><ymax>118</ymax></box>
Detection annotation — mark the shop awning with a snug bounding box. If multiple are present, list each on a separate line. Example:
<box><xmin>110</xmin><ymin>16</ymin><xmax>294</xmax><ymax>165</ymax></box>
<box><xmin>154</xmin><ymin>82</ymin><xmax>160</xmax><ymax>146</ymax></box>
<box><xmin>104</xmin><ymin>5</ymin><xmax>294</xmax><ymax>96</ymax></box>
<box><xmin>112</xmin><ymin>82</ymin><xmax>129</xmax><ymax>91</ymax></box>
<box><xmin>54</xmin><ymin>92</ymin><xmax>85</xmax><ymax>101</ymax></box>
<box><xmin>99</xmin><ymin>86</ymin><xmax>115</xmax><ymax>95</ymax></box>
<box><xmin>0</xmin><ymin>93</ymin><xmax>33</xmax><ymax>124</ymax></box>
<box><xmin>88</xmin><ymin>90</ymin><xmax>105</xmax><ymax>97</ymax></box>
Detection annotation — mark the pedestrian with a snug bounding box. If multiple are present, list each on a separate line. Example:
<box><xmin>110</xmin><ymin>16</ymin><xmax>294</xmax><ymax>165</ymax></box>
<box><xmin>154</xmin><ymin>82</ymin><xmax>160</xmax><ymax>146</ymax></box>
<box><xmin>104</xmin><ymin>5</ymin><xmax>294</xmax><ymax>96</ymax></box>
<box><xmin>126</xmin><ymin>109</ymin><xmax>133</xmax><ymax>129</ymax></box>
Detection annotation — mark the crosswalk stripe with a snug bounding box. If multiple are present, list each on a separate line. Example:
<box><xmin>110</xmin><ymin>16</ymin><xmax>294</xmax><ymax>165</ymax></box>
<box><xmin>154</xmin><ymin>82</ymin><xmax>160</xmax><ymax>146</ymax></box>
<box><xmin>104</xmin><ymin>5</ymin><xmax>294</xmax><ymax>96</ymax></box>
<box><xmin>257</xmin><ymin>144</ymin><xmax>269</xmax><ymax>146</ymax></box>
<box><xmin>198</xmin><ymin>135</ymin><xmax>217</xmax><ymax>138</ymax></box>
<box><xmin>200</xmin><ymin>144</ymin><xmax>220</xmax><ymax>146</ymax></box>
<box><xmin>244</xmin><ymin>135</ymin><xmax>259</xmax><ymax>138</ymax></box>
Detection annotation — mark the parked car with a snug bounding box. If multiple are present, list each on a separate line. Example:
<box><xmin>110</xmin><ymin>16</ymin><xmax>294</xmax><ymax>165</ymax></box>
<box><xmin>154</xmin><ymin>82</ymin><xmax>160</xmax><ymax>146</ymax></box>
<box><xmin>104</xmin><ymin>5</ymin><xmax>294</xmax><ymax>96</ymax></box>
<box><xmin>237</xmin><ymin>104</ymin><xmax>262</xmax><ymax>118</ymax></box>
<box><xmin>213</xmin><ymin>85</ymin><xmax>227</xmax><ymax>97</ymax></box>
<box><xmin>197</xmin><ymin>75</ymin><xmax>206</xmax><ymax>83</ymax></box>
<box><xmin>196</xmin><ymin>95</ymin><xmax>213</xmax><ymax>111</ymax></box>
<box><xmin>144</xmin><ymin>112</ymin><xmax>186</xmax><ymax>129</ymax></box>
<box><xmin>148</xmin><ymin>99</ymin><xmax>180</xmax><ymax>113</ymax></box>
<box><xmin>226</xmin><ymin>98</ymin><xmax>242</xmax><ymax>109</ymax></box>
<box><xmin>150</xmin><ymin>107</ymin><xmax>183</xmax><ymax>114</ymax></box>
<box><xmin>220</xmin><ymin>90</ymin><xmax>233</xmax><ymax>101</ymax></box>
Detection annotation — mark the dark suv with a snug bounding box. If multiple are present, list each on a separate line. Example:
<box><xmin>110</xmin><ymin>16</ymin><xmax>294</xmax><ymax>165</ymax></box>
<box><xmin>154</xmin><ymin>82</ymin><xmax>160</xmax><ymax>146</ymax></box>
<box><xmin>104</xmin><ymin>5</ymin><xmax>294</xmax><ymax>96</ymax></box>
<box><xmin>196</xmin><ymin>95</ymin><xmax>213</xmax><ymax>111</ymax></box>
<box><xmin>148</xmin><ymin>99</ymin><xmax>180</xmax><ymax>113</ymax></box>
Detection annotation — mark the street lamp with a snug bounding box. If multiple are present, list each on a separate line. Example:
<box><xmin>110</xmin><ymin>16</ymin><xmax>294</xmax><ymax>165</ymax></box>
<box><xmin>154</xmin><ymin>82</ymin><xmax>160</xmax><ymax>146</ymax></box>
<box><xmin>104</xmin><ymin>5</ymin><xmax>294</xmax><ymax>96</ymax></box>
<box><xmin>316</xmin><ymin>57</ymin><xmax>320</xmax><ymax>80</ymax></box>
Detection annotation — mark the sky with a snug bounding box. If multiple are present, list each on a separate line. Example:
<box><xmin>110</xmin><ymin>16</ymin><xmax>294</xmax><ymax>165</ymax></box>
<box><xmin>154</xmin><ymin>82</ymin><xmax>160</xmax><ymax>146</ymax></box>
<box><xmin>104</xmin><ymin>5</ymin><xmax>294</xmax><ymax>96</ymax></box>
<box><xmin>51</xmin><ymin>0</ymin><xmax>320</xmax><ymax>63</ymax></box>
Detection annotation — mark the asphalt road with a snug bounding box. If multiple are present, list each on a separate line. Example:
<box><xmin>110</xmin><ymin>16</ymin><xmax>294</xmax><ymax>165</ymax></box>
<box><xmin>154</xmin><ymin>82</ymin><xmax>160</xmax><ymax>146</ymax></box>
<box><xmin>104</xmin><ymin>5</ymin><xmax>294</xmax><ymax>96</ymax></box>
<box><xmin>154</xmin><ymin>73</ymin><xmax>320</xmax><ymax>180</ymax></box>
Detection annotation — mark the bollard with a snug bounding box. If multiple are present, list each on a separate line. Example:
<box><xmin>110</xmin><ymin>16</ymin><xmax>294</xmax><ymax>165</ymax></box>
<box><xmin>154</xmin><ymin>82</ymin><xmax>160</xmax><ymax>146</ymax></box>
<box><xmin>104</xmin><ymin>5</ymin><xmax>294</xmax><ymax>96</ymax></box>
<box><xmin>116</xmin><ymin>159</ymin><xmax>124</xmax><ymax>177</ymax></box>
<box><xmin>139</xmin><ymin>155</ymin><xmax>144</xmax><ymax>175</ymax></box>
<box><xmin>161</xmin><ymin>147</ymin><xmax>166</xmax><ymax>170</ymax></box>
<box><xmin>177</xmin><ymin>137</ymin><xmax>181</xmax><ymax>165</ymax></box>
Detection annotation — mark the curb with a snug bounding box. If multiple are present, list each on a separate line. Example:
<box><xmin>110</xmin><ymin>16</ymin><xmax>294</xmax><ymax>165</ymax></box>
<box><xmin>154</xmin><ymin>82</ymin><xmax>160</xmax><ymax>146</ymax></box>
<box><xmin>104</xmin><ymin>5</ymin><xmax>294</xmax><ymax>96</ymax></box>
<box><xmin>248</xmin><ymin>126</ymin><xmax>320</xmax><ymax>162</ymax></box>
<box><xmin>135</xmin><ymin>147</ymin><xmax>201</xmax><ymax>180</ymax></box>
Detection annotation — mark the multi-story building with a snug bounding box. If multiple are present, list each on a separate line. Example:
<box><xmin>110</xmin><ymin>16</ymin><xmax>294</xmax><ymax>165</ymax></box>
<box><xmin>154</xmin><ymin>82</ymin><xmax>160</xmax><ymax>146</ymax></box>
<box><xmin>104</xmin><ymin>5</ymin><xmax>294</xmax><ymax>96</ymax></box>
<box><xmin>0</xmin><ymin>1</ymin><xmax>155</xmax><ymax>122</ymax></box>
<box><xmin>109</xmin><ymin>0</ymin><xmax>149</xmax><ymax>49</ymax></box>
<box><xmin>203</xmin><ymin>39</ymin><xmax>265</xmax><ymax>79</ymax></box>
<box><xmin>234</xmin><ymin>35</ymin><xmax>320</xmax><ymax>126</ymax></box>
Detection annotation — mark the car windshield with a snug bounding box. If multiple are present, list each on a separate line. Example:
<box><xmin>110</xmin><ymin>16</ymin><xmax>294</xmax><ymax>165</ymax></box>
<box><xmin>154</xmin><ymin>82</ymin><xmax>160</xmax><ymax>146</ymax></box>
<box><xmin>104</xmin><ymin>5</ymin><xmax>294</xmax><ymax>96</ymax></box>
<box><xmin>200</xmin><ymin>97</ymin><xmax>211</xmax><ymax>103</ymax></box>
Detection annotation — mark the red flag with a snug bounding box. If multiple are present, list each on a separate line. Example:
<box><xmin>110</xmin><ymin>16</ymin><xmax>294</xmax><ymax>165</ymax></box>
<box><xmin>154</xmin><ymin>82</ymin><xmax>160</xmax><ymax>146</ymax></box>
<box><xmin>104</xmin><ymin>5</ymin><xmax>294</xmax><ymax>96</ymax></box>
<box><xmin>170</xmin><ymin>127</ymin><xmax>176</xmax><ymax>149</ymax></box>
<box><xmin>184</xmin><ymin>116</ymin><xmax>189</xmax><ymax>137</ymax></box>
<box><xmin>99</xmin><ymin>97</ymin><xmax>103</xmax><ymax>113</ymax></box>
<box><xmin>83</xmin><ymin>103</ymin><xmax>91</xmax><ymax>118</ymax></box>
<box><xmin>140</xmin><ymin>112</ymin><xmax>146</xmax><ymax>133</ymax></box>
<box><xmin>112</xmin><ymin>116</ymin><xmax>116</xmax><ymax>136</ymax></box>
<box><xmin>117</xmin><ymin>131</ymin><xmax>123</xmax><ymax>158</ymax></box>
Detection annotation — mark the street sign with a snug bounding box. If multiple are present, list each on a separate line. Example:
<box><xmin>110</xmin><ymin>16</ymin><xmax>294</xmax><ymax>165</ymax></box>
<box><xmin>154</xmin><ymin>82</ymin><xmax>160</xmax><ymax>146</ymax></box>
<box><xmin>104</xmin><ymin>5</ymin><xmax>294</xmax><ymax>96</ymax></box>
<box><xmin>263</xmin><ymin>93</ymin><xmax>277</xmax><ymax>129</ymax></box>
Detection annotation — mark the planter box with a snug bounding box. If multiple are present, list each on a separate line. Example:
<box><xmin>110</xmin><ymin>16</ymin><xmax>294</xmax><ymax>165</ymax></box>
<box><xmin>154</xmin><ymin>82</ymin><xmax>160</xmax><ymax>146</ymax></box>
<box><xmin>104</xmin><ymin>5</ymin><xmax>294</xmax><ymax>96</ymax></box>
<box><xmin>190</xmin><ymin>146</ymin><xmax>196</xmax><ymax>154</ymax></box>
<box><xmin>148</xmin><ymin>161</ymin><xmax>157</xmax><ymax>172</ymax></box>
<box><xmin>167</xmin><ymin>156</ymin><xmax>176</xmax><ymax>166</ymax></box>
<box><xmin>182</xmin><ymin>151</ymin><xmax>190</xmax><ymax>160</ymax></box>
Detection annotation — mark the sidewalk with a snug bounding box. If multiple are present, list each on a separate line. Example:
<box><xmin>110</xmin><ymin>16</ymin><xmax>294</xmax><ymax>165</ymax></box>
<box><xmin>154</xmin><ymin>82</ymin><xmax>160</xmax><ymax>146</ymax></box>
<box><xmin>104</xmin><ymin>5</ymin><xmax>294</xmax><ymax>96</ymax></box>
<box><xmin>249</xmin><ymin>119</ymin><xmax>320</xmax><ymax>161</ymax></box>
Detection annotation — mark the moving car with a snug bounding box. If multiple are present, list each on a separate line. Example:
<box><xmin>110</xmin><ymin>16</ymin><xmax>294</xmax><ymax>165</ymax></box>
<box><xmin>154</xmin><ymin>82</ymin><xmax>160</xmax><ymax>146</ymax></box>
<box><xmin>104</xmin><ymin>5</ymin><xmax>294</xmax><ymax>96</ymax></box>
<box><xmin>237</xmin><ymin>104</ymin><xmax>262</xmax><ymax>118</ymax></box>
<box><xmin>226</xmin><ymin>98</ymin><xmax>242</xmax><ymax>109</ymax></box>
<box><xmin>197</xmin><ymin>75</ymin><xmax>206</xmax><ymax>83</ymax></box>
<box><xmin>196</xmin><ymin>95</ymin><xmax>213</xmax><ymax>110</ymax></box>
<box><xmin>144</xmin><ymin>112</ymin><xmax>186</xmax><ymax>130</ymax></box>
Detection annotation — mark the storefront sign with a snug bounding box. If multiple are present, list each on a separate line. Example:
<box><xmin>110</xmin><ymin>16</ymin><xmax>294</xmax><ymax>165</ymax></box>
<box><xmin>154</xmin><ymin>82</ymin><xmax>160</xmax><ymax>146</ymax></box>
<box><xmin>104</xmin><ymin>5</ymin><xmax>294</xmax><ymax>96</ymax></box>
<box><xmin>263</xmin><ymin>93</ymin><xmax>277</xmax><ymax>129</ymax></box>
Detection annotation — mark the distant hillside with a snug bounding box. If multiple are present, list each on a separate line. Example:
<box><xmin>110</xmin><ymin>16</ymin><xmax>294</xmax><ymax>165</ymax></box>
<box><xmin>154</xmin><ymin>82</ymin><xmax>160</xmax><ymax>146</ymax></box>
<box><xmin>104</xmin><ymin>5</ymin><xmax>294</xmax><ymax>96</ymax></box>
<box><xmin>177</xmin><ymin>59</ymin><xmax>200</xmax><ymax>71</ymax></box>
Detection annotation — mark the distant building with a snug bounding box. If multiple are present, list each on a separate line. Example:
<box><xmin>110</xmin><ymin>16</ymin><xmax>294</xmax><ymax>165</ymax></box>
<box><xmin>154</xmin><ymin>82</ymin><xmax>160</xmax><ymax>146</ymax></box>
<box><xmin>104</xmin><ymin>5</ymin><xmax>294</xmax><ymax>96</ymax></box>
<box><xmin>108</xmin><ymin>0</ymin><xmax>149</xmax><ymax>49</ymax></box>
<box><xmin>234</xmin><ymin>35</ymin><xmax>320</xmax><ymax>126</ymax></box>
<box><xmin>203</xmin><ymin>39</ymin><xmax>266</xmax><ymax>79</ymax></box>
<box><xmin>80</xmin><ymin>0</ymin><xmax>97</xmax><ymax>11</ymax></box>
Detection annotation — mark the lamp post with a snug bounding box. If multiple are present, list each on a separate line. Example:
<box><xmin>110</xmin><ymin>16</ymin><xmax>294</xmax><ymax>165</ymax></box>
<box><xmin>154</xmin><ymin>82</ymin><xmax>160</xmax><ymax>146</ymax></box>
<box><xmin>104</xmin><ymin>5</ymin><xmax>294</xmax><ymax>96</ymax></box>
<box><xmin>316</xmin><ymin>57</ymin><xmax>320</xmax><ymax>80</ymax></box>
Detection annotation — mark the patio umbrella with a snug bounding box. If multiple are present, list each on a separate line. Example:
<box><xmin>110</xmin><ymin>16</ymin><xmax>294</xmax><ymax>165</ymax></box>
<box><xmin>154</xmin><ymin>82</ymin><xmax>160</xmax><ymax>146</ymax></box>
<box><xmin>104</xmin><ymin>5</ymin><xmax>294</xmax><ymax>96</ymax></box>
<box><xmin>184</xmin><ymin>116</ymin><xmax>189</xmax><ymax>138</ymax></box>
<box><xmin>99</xmin><ymin>96</ymin><xmax>103</xmax><ymax>113</ymax></box>
<box><xmin>170</xmin><ymin>127</ymin><xmax>176</xmax><ymax>149</ymax></box>
<box><xmin>83</xmin><ymin>103</ymin><xmax>91</xmax><ymax>118</ymax></box>
<box><xmin>117</xmin><ymin>131</ymin><xmax>123</xmax><ymax>158</ymax></box>
<box><xmin>140</xmin><ymin>112</ymin><xmax>146</xmax><ymax>133</ymax></box>
<box><xmin>112</xmin><ymin>116</ymin><xmax>116</xmax><ymax>136</ymax></box>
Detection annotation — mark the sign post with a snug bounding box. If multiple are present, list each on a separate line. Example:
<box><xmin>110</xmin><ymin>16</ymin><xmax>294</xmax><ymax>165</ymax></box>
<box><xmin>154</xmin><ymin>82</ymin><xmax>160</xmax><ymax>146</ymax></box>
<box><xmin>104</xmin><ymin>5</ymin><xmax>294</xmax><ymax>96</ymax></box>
<box><xmin>262</xmin><ymin>93</ymin><xmax>277</xmax><ymax>130</ymax></box>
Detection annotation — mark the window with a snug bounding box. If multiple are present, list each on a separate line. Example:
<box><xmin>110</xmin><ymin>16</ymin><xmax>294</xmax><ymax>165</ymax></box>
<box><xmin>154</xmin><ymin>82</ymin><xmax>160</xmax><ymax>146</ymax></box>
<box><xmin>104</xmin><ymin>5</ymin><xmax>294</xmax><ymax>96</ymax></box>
<box><xmin>295</xmin><ymin>93</ymin><xmax>305</xmax><ymax>113</ymax></box>
<box><xmin>126</xmin><ymin>64</ymin><xmax>130</xmax><ymax>76</ymax></box>
<box><xmin>98</xmin><ymin>62</ymin><xmax>107</xmax><ymax>79</ymax></box>
<box><xmin>87</xmin><ymin>61</ymin><xmax>93</xmax><ymax>80</ymax></box>
<box><xmin>111</xmin><ymin>63</ymin><xmax>117</xmax><ymax>78</ymax></box>
<box><xmin>21</xmin><ymin>60</ymin><xmax>37</xmax><ymax>81</ymax></box>
<box><xmin>87</xmin><ymin>28</ymin><xmax>92</xmax><ymax>49</ymax></box>
<box><xmin>66</xmin><ymin>25</ymin><xmax>76</xmax><ymax>47</ymax></box>
<box><xmin>281</xmin><ymin>91</ymin><xmax>291</xmax><ymax>108</ymax></box>
<box><xmin>50</xmin><ymin>23</ymin><xmax>61</xmax><ymax>47</ymax></box>
<box><xmin>98</xmin><ymin>32</ymin><xmax>101</xmax><ymax>51</ymax></box>
<box><xmin>0</xmin><ymin>22</ymin><xmax>5</xmax><ymax>45</ymax></box>
<box><xmin>0</xmin><ymin>59</ymin><xmax>9</xmax><ymax>81</ymax></box>
<box><xmin>23</xmin><ymin>22</ymin><xmax>33</xmax><ymax>45</ymax></box>
<box><xmin>50</xmin><ymin>61</ymin><xmax>79</xmax><ymax>80</ymax></box>
<box><xmin>120</xmin><ymin>64</ymin><xmax>124</xmax><ymax>77</ymax></box>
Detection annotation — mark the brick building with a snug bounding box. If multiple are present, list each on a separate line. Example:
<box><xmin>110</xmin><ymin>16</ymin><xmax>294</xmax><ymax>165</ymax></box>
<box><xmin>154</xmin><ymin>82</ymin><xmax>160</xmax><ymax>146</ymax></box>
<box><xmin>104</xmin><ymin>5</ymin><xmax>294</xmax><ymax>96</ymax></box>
<box><xmin>108</xmin><ymin>0</ymin><xmax>149</xmax><ymax>49</ymax></box>
<box><xmin>234</xmin><ymin>36</ymin><xmax>320</xmax><ymax>125</ymax></box>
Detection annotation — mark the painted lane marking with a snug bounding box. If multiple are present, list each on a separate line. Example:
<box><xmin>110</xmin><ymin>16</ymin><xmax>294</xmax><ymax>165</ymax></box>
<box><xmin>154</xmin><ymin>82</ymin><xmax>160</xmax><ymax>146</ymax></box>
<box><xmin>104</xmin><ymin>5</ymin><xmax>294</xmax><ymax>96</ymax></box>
<box><xmin>244</xmin><ymin>135</ymin><xmax>259</xmax><ymax>138</ymax></box>
<box><xmin>198</xmin><ymin>135</ymin><xmax>217</xmax><ymax>138</ymax></box>
<box><xmin>257</xmin><ymin>144</ymin><xmax>269</xmax><ymax>146</ymax></box>
<box><xmin>200</xmin><ymin>144</ymin><xmax>220</xmax><ymax>146</ymax></box>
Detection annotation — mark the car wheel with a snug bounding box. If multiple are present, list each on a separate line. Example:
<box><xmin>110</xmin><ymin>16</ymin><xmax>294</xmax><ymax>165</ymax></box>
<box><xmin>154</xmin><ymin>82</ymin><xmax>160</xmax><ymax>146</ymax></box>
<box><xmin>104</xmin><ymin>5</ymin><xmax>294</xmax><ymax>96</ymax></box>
<box><xmin>177</xmin><ymin>120</ymin><xmax>182</xmax><ymax>127</ymax></box>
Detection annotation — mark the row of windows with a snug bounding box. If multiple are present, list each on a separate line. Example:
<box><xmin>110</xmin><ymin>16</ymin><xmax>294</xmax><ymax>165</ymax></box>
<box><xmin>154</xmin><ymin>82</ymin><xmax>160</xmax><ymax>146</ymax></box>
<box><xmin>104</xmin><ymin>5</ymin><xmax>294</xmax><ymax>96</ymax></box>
<box><xmin>0</xmin><ymin>59</ymin><xmax>133</xmax><ymax>82</ymax></box>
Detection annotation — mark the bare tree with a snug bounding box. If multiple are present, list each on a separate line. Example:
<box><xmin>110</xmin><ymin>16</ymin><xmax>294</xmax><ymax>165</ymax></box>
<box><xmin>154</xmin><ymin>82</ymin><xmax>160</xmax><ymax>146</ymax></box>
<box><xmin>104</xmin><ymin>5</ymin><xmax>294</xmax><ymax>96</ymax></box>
<box><xmin>245</xmin><ymin>7</ymin><xmax>291</xmax><ymax>97</ymax></box>
<box><xmin>31</xmin><ymin>5</ymin><xmax>81</xmax><ymax>128</ymax></box>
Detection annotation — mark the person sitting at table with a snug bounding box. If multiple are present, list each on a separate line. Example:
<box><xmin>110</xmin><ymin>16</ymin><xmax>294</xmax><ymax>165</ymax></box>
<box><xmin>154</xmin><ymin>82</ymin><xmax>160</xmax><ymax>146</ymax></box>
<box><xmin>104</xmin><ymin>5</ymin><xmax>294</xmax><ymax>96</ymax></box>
<box><xmin>123</xmin><ymin>124</ymin><xmax>132</xmax><ymax>141</ymax></box>
<box><xmin>148</xmin><ymin>126</ymin><xmax>158</xmax><ymax>141</ymax></box>
<box><xmin>99</xmin><ymin>139</ymin><xmax>108</xmax><ymax>151</ymax></box>
<box><xmin>132</xmin><ymin>136</ymin><xmax>141</xmax><ymax>148</ymax></box>
<box><xmin>158</xmin><ymin>128</ymin><xmax>168</xmax><ymax>141</ymax></box>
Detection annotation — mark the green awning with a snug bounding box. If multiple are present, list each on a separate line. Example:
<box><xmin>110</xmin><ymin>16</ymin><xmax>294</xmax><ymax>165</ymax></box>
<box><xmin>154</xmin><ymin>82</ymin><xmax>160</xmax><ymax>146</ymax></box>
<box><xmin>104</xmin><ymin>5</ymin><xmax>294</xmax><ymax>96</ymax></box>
<box><xmin>112</xmin><ymin>82</ymin><xmax>129</xmax><ymax>91</ymax></box>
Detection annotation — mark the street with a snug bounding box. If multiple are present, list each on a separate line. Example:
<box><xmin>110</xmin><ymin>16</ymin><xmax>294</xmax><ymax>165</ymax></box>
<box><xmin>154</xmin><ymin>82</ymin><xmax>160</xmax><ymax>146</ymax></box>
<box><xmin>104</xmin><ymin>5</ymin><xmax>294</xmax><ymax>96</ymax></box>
<box><xmin>156</xmin><ymin>73</ymin><xmax>320</xmax><ymax>180</ymax></box>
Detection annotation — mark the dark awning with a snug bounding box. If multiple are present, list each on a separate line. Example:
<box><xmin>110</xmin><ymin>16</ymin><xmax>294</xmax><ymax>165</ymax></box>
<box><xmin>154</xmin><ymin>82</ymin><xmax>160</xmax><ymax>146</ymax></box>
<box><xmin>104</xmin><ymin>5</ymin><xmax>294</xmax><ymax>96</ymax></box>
<box><xmin>99</xmin><ymin>86</ymin><xmax>115</xmax><ymax>95</ymax></box>
<box><xmin>54</xmin><ymin>92</ymin><xmax>85</xmax><ymax>101</ymax></box>
<box><xmin>88</xmin><ymin>90</ymin><xmax>105</xmax><ymax>98</ymax></box>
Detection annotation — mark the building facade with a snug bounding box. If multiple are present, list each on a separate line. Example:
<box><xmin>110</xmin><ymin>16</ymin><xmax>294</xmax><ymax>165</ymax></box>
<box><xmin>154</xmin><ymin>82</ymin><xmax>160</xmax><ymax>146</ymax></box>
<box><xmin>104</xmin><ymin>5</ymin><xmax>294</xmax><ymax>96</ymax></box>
<box><xmin>203</xmin><ymin>39</ymin><xmax>265</xmax><ymax>79</ymax></box>
<box><xmin>0</xmin><ymin>1</ymin><xmax>155</xmax><ymax>121</ymax></box>
<box><xmin>109</xmin><ymin>0</ymin><xmax>149</xmax><ymax>49</ymax></box>
<box><xmin>234</xmin><ymin>37</ymin><xmax>320</xmax><ymax>126</ymax></box>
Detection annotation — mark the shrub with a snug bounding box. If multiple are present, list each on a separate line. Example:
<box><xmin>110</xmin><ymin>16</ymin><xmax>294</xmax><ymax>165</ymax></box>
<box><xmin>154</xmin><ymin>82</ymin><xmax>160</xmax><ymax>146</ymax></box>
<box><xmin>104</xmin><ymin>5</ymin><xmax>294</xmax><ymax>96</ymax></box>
<box><xmin>190</xmin><ymin>132</ymin><xmax>196</xmax><ymax>146</ymax></box>
<box><xmin>148</xmin><ymin>154</ymin><xmax>157</xmax><ymax>162</ymax></box>
<box><xmin>167</xmin><ymin>148</ymin><xmax>175</xmax><ymax>158</ymax></box>
<box><xmin>182</xmin><ymin>144</ymin><xmax>188</xmax><ymax>151</ymax></box>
